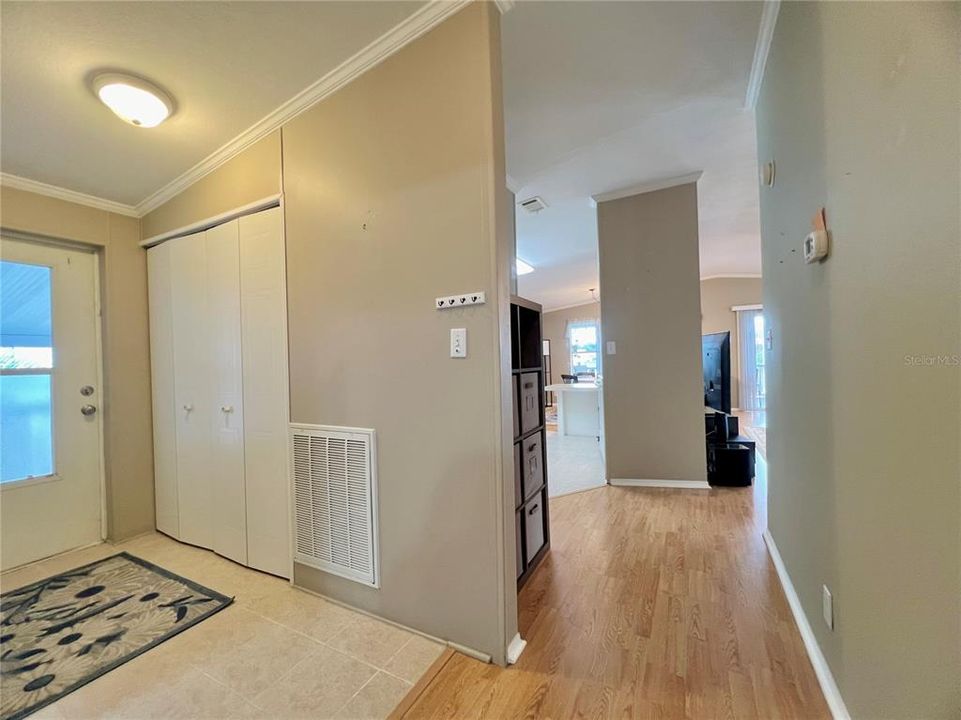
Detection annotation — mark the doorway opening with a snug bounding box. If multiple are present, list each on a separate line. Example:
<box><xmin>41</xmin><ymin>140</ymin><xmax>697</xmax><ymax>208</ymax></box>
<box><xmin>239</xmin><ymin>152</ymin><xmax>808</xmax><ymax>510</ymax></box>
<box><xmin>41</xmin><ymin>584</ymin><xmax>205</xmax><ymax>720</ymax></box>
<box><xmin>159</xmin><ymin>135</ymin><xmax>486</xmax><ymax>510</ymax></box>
<box><xmin>536</xmin><ymin>295</ymin><xmax>606</xmax><ymax>499</ymax></box>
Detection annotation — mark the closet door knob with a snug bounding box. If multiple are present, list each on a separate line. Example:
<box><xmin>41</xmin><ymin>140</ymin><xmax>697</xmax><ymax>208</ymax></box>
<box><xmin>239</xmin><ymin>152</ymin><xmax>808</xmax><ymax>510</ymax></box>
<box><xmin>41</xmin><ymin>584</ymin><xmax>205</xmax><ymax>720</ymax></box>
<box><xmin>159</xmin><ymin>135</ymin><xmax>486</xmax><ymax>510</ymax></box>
<box><xmin>183</xmin><ymin>404</ymin><xmax>193</xmax><ymax>412</ymax></box>
<box><xmin>221</xmin><ymin>405</ymin><xmax>234</xmax><ymax>413</ymax></box>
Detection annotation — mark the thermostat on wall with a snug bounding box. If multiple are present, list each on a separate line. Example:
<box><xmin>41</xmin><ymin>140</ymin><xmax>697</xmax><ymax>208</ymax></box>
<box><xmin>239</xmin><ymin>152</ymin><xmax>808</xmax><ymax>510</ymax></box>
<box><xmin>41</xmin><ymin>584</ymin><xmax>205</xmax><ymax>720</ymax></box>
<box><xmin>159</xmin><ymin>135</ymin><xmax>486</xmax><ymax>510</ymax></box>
<box><xmin>804</xmin><ymin>229</ymin><xmax>829</xmax><ymax>264</ymax></box>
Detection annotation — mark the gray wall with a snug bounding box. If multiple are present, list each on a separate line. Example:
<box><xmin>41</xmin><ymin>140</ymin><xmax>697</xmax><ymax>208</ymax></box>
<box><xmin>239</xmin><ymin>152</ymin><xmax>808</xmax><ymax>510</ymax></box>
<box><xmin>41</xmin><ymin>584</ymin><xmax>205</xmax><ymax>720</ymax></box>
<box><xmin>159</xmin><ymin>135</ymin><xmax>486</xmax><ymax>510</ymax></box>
<box><xmin>756</xmin><ymin>2</ymin><xmax>960</xmax><ymax>716</ymax></box>
<box><xmin>284</xmin><ymin>4</ymin><xmax>515</xmax><ymax>663</ymax></box>
<box><xmin>597</xmin><ymin>183</ymin><xmax>706</xmax><ymax>483</ymax></box>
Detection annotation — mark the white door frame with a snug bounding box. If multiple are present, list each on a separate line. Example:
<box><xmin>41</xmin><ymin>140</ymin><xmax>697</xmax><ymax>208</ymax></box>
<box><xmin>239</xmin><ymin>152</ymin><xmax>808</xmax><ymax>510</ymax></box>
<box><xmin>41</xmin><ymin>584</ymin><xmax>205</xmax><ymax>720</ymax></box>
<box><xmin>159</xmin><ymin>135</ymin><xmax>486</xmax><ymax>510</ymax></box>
<box><xmin>92</xmin><ymin>248</ymin><xmax>107</xmax><ymax>541</ymax></box>
<box><xmin>1</xmin><ymin>229</ymin><xmax>109</xmax><ymax>549</ymax></box>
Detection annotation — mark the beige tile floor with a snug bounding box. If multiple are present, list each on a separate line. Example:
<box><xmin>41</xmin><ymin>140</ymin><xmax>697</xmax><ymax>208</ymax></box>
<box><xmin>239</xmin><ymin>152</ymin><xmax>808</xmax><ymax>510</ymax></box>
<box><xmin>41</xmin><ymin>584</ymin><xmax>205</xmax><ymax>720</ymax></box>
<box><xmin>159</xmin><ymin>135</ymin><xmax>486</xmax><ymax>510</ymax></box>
<box><xmin>1</xmin><ymin>532</ymin><xmax>445</xmax><ymax>719</ymax></box>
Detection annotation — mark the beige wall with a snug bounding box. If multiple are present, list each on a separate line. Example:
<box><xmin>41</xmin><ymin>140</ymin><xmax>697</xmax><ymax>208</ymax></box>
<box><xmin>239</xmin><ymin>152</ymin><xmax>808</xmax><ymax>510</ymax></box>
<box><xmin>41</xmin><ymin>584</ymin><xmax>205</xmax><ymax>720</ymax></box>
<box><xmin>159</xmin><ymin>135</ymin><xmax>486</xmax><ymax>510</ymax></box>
<box><xmin>541</xmin><ymin>302</ymin><xmax>600</xmax><ymax>381</ymax></box>
<box><xmin>281</xmin><ymin>3</ymin><xmax>511</xmax><ymax>662</ymax></box>
<box><xmin>141</xmin><ymin>131</ymin><xmax>281</xmax><ymax>240</ymax></box>
<box><xmin>1</xmin><ymin>186</ymin><xmax>155</xmax><ymax>540</ymax></box>
<box><xmin>137</xmin><ymin>3</ymin><xmax>512</xmax><ymax>663</ymax></box>
<box><xmin>597</xmin><ymin>183</ymin><xmax>706</xmax><ymax>483</ymax></box>
<box><xmin>699</xmin><ymin>277</ymin><xmax>762</xmax><ymax>408</ymax></box>
<box><xmin>756</xmin><ymin>3</ymin><xmax>960</xmax><ymax>717</ymax></box>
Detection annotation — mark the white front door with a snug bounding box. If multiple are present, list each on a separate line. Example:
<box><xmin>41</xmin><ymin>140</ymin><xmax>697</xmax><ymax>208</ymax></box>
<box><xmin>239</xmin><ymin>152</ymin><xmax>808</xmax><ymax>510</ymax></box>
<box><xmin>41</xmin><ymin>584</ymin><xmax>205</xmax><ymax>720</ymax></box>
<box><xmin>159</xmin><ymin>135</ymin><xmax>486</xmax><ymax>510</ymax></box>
<box><xmin>0</xmin><ymin>238</ymin><xmax>103</xmax><ymax>570</ymax></box>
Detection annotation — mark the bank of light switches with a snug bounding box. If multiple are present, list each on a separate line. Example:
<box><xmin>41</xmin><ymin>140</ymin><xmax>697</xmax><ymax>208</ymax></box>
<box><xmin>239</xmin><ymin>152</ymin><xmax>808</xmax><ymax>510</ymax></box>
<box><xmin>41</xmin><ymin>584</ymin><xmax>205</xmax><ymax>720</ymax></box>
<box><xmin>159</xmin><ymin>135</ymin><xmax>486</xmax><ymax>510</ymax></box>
<box><xmin>435</xmin><ymin>291</ymin><xmax>486</xmax><ymax>310</ymax></box>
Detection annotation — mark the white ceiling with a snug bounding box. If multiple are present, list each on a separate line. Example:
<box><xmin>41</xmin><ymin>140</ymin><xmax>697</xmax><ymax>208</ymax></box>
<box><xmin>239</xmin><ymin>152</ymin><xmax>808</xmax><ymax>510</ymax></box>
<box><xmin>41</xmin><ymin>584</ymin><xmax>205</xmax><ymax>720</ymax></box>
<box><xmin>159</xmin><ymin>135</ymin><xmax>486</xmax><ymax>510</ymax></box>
<box><xmin>2</xmin><ymin>0</ymin><xmax>764</xmax><ymax>303</ymax></box>
<box><xmin>503</xmin><ymin>1</ymin><xmax>765</xmax><ymax>310</ymax></box>
<box><xmin>0</xmin><ymin>1</ymin><xmax>423</xmax><ymax>206</ymax></box>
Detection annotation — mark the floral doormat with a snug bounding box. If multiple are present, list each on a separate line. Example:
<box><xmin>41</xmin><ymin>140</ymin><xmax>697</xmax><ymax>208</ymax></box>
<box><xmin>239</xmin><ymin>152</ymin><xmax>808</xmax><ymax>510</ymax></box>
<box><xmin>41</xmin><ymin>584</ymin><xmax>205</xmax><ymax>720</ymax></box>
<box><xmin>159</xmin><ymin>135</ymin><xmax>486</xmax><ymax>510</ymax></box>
<box><xmin>1</xmin><ymin>552</ymin><xmax>232</xmax><ymax>720</ymax></box>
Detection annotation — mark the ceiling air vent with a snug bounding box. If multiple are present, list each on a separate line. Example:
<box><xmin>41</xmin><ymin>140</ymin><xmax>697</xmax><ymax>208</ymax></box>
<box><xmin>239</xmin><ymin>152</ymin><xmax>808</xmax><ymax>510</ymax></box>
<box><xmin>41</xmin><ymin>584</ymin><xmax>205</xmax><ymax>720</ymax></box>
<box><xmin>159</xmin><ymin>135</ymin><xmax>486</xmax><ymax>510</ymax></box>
<box><xmin>519</xmin><ymin>196</ymin><xmax>548</xmax><ymax>213</ymax></box>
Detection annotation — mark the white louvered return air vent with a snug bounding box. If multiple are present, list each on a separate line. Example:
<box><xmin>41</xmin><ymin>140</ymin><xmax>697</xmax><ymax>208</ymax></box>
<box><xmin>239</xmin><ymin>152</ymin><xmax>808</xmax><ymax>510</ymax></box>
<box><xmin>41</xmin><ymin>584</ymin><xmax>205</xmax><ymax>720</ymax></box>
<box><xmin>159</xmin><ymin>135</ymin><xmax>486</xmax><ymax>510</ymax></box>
<box><xmin>290</xmin><ymin>424</ymin><xmax>379</xmax><ymax>587</ymax></box>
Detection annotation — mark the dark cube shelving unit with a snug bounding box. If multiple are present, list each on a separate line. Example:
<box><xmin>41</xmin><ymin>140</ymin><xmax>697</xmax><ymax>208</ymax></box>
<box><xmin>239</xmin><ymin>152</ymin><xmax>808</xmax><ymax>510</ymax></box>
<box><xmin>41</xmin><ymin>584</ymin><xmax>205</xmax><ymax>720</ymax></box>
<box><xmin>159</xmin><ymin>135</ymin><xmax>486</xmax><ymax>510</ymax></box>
<box><xmin>510</xmin><ymin>295</ymin><xmax>550</xmax><ymax>590</ymax></box>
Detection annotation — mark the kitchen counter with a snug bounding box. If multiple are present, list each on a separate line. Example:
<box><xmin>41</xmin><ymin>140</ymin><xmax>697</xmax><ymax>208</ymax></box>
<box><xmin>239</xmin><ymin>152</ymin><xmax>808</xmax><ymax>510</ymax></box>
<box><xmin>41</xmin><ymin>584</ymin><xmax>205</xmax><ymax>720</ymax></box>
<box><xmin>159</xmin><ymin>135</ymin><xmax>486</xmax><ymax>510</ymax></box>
<box><xmin>545</xmin><ymin>382</ymin><xmax>600</xmax><ymax>437</ymax></box>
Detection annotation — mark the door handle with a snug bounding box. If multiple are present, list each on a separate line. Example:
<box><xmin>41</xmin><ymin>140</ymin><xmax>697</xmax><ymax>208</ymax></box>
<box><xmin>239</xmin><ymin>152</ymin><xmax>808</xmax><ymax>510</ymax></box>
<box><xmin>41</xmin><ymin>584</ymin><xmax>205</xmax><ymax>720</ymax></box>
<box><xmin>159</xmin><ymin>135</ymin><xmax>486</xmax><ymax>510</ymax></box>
<box><xmin>221</xmin><ymin>405</ymin><xmax>234</xmax><ymax>413</ymax></box>
<box><xmin>183</xmin><ymin>404</ymin><xmax>193</xmax><ymax>412</ymax></box>
<box><xmin>80</xmin><ymin>404</ymin><xmax>97</xmax><ymax>416</ymax></box>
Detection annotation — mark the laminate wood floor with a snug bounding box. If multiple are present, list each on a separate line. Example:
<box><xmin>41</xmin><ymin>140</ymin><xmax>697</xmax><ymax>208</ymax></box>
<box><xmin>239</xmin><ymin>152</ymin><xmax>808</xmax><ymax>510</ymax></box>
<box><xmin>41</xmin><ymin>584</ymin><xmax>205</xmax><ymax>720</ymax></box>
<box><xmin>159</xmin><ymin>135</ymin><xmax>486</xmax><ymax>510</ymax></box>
<box><xmin>399</xmin><ymin>460</ymin><xmax>830</xmax><ymax>719</ymax></box>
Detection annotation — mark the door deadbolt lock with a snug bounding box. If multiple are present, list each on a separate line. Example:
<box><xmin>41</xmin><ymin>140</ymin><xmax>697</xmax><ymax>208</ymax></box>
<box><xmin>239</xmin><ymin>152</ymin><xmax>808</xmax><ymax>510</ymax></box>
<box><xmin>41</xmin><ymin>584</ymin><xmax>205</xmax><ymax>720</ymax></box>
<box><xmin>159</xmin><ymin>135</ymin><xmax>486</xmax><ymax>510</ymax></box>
<box><xmin>80</xmin><ymin>385</ymin><xmax>95</xmax><ymax>396</ymax></box>
<box><xmin>80</xmin><ymin>404</ymin><xmax>98</xmax><ymax>416</ymax></box>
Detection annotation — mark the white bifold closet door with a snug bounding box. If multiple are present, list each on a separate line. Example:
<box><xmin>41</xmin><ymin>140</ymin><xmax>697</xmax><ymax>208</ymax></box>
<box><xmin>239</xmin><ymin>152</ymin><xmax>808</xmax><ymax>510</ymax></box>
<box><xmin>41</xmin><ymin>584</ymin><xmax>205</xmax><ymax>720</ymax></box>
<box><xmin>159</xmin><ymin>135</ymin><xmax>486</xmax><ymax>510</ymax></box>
<box><xmin>148</xmin><ymin>207</ymin><xmax>289</xmax><ymax>577</ymax></box>
<box><xmin>239</xmin><ymin>210</ymin><xmax>290</xmax><ymax>577</ymax></box>
<box><xmin>205</xmin><ymin>221</ymin><xmax>247</xmax><ymax>565</ymax></box>
<box><xmin>169</xmin><ymin>231</ymin><xmax>216</xmax><ymax>552</ymax></box>
<box><xmin>147</xmin><ymin>241</ymin><xmax>179</xmax><ymax>539</ymax></box>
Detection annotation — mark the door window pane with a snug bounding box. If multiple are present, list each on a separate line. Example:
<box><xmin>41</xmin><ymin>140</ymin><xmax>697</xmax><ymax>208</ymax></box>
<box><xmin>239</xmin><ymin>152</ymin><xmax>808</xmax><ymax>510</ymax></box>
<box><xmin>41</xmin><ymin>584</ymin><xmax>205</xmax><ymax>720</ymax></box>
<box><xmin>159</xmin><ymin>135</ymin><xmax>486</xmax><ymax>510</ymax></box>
<box><xmin>1</xmin><ymin>260</ymin><xmax>52</xmax><ymax>363</ymax></box>
<box><xmin>1</xmin><ymin>374</ymin><xmax>53</xmax><ymax>481</ymax></box>
<box><xmin>1</xmin><ymin>260</ymin><xmax>54</xmax><ymax>482</ymax></box>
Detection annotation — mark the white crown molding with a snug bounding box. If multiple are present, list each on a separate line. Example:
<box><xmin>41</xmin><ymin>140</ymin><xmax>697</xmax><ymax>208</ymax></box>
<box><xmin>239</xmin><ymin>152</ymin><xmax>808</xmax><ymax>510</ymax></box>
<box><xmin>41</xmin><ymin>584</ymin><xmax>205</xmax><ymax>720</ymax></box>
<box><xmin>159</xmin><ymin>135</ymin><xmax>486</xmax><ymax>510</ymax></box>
<box><xmin>763</xmin><ymin>530</ymin><xmax>850</xmax><ymax>719</ymax></box>
<box><xmin>700</xmin><ymin>273</ymin><xmax>763</xmax><ymax>281</ymax></box>
<box><xmin>505</xmin><ymin>173</ymin><xmax>521</xmax><ymax>194</ymax></box>
<box><xmin>591</xmin><ymin>171</ymin><xmax>703</xmax><ymax>206</ymax></box>
<box><xmin>494</xmin><ymin>0</ymin><xmax>515</xmax><ymax>13</ymax></box>
<box><xmin>133</xmin><ymin>0</ymin><xmax>471</xmax><ymax>217</ymax></box>
<box><xmin>543</xmin><ymin>298</ymin><xmax>600</xmax><ymax>314</ymax></box>
<box><xmin>0</xmin><ymin>173</ymin><xmax>139</xmax><ymax>217</ymax></box>
<box><xmin>744</xmin><ymin>0</ymin><xmax>781</xmax><ymax>110</ymax></box>
<box><xmin>610</xmin><ymin>478</ymin><xmax>711</xmax><ymax>490</ymax></box>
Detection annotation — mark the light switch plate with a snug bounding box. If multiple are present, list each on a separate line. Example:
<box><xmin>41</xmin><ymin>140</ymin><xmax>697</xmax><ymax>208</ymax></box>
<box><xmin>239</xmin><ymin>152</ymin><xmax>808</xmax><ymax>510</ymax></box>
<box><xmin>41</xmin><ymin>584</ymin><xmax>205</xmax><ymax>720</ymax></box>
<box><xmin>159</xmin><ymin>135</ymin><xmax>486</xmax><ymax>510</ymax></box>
<box><xmin>606</xmin><ymin>341</ymin><xmax>616</xmax><ymax>355</ymax></box>
<box><xmin>450</xmin><ymin>328</ymin><xmax>467</xmax><ymax>358</ymax></box>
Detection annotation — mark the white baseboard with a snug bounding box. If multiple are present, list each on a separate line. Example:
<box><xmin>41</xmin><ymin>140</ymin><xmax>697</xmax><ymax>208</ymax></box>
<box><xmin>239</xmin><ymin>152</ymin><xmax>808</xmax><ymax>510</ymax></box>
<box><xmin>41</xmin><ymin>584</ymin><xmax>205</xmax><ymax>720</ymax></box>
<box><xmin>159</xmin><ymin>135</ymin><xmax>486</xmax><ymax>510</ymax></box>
<box><xmin>610</xmin><ymin>478</ymin><xmax>711</xmax><ymax>490</ymax></box>
<box><xmin>506</xmin><ymin>633</ymin><xmax>527</xmax><ymax>665</ymax></box>
<box><xmin>448</xmin><ymin>640</ymin><xmax>492</xmax><ymax>664</ymax></box>
<box><xmin>763</xmin><ymin>530</ymin><xmax>850</xmax><ymax>720</ymax></box>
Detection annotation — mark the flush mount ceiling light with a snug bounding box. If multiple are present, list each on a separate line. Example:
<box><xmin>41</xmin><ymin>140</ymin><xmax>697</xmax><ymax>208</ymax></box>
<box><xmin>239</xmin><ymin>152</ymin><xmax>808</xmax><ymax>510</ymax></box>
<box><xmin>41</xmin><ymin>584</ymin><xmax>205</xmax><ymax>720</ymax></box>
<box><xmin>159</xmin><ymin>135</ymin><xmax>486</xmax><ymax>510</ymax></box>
<box><xmin>92</xmin><ymin>73</ymin><xmax>173</xmax><ymax>128</ymax></box>
<box><xmin>516</xmin><ymin>258</ymin><xmax>535</xmax><ymax>275</ymax></box>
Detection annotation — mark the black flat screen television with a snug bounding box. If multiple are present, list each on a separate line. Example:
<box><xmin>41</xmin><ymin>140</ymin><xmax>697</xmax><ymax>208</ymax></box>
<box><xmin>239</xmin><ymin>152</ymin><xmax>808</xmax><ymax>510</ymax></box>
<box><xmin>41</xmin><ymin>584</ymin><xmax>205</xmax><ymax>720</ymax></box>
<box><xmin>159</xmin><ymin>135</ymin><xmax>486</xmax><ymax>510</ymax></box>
<box><xmin>702</xmin><ymin>331</ymin><xmax>731</xmax><ymax>414</ymax></box>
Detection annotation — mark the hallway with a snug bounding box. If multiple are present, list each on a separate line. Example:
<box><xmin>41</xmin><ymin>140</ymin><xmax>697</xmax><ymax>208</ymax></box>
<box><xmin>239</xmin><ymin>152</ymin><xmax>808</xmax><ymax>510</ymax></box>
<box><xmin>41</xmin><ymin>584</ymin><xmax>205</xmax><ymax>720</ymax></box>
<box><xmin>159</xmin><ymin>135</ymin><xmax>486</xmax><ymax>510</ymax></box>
<box><xmin>400</xmin><ymin>458</ymin><xmax>829</xmax><ymax>719</ymax></box>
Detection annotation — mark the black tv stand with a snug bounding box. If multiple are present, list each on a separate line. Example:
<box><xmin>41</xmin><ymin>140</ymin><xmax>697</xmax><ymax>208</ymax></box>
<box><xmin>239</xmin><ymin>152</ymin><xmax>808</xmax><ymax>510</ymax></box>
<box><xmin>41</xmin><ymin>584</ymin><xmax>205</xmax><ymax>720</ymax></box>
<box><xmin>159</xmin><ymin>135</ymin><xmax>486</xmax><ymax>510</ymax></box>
<box><xmin>705</xmin><ymin>408</ymin><xmax>756</xmax><ymax>486</ymax></box>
